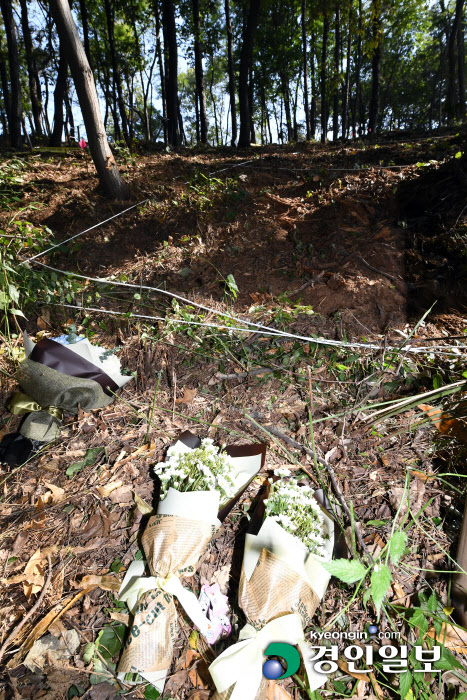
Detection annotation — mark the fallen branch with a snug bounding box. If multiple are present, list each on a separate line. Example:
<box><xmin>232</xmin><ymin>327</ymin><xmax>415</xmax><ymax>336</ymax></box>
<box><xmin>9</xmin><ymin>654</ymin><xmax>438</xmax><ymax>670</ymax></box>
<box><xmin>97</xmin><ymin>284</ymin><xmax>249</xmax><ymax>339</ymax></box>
<box><xmin>0</xmin><ymin>554</ymin><xmax>53</xmax><ymax>666</ymax></box>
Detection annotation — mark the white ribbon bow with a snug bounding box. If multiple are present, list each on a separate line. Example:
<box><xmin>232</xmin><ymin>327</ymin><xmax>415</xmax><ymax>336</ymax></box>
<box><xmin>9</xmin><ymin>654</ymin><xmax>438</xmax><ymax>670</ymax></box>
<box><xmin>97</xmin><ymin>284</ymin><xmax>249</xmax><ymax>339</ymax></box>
<box><xmin>118</xmin><ymin>560</ymin><xmax>212</xmax><ymax>636</ymax></box>
<box><xmin>209</xmin><ymin>613</ymin><xmax>327</xmax><ymax>700</ymax></box>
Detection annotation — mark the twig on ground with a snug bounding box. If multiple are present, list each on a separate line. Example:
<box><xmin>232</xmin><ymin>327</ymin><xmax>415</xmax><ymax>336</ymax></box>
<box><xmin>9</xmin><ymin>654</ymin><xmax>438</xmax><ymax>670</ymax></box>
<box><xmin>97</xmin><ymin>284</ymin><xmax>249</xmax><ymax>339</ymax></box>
<box><xmin>0</xmin><ymin>554</ymin><xmax>53</xmax><ymax>665</ymax></box>
<box><xmin>356</xmin><ymin>255</ymin><xmax>401</xmax><ymax>282</ymax></box>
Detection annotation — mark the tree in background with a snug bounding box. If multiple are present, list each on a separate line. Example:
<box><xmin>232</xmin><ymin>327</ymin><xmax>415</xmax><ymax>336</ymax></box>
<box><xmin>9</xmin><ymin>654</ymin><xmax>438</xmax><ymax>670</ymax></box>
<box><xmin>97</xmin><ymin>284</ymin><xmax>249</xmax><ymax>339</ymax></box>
<box><xmin>49</xmin><ymin>0</ymin><xmax>129</xmax><ymax>199</ymax></box>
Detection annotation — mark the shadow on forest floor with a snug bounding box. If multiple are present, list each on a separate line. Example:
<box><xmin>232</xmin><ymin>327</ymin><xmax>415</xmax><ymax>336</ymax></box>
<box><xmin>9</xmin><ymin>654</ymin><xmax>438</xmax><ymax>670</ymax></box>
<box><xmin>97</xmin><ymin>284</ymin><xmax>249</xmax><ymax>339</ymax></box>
<box><xmin>12</xmin><ymin>132</ymin><xmax>467</xmax><ymax>337</ymax></box>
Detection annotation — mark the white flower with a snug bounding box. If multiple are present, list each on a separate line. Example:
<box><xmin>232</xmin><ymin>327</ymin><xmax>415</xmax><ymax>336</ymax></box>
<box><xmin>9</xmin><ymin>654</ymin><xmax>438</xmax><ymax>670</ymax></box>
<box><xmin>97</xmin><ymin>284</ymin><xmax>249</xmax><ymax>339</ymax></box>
<box><xmin>274</xmin><ymin>467</ymin><xmax>292</xmax><ymax>478</ymax></box>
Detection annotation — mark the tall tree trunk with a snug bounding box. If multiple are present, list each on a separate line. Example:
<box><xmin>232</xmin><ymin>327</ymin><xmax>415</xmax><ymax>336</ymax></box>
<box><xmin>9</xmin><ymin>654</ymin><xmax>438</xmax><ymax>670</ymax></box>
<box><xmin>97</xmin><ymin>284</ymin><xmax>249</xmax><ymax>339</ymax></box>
<box><xmin>321</xmin><ymin>9</ymin><xmax>329</xmax><ymax>143</ymax></box>
<box><xmin>103</xmin><ymin>0</ymin><xmax>130</xmax><ymax>145</ymax></box>
<box><xmin>281</xmin><ymin>73</ymin><xmax>292</xmax><ymax>141</ymax></box>
<box><xmin>192</xmin><ymin>0</ymin><xmax>207</xmax><ymax>143</ymax></box>
<box><xmin>19</xmin><ymin>0</ymin><xmax>43</xmax><ymax>137</ymax></box>
<box><xmin>447</xmin><ymin>0</ymin><xmax>464</xmax><ymax>120</ymax></box>
<box><xmin>458</xmin><ymin>9</ymin><xmax>466</xmax><ymax>119</ymax></box>
<box><xmin>154</xmin><ymin>0</ymin><xmax>167</xmax><ymax>144</ymax></box>
<box><xmin>49</xmin><ymin>43</ymin><xmax>68</xmax><ymax>146</ymax></box>
<box><xmin>210</xmin><ymin>62</ymin><xmax>219</xmax><ymax>145</ymax></box>
<box><xmin>0</xmin><ymin>50</ymin><xmax>11</xmax><ymax>134</ymax></box>
<box><xmin>0</xmin><ymin>0</ymin><xmax>22</xmax><ymax>148</ymax></box>
<box><xmin>342</xmin><ymin>3</ymin><xmax>352</xmax><ymax>140</ymax></box>
<box><xmin>238</xmin><ymin>0</ymin><xmax>261</xmax><ymax>147</ymax></box>
<box><xmin>162</xmin><ymin>0</ymin><xmax>180</xmax><ymax>146</ymax></box>
<box><xmin>310</xmin><ymin>29</ymin><xmax>316</xmax><ymax>137</ymax></box>
<box><xmin>301</xmin><ymin>0</ymin><xmax>311</xmax><ymax>140</ymax></box>
<box><xmin>248</xmin><ymin>65</ymin><xmax>256</xmax><ymax>143</ymax></box>
<box><xmin>368</xmin><ymin>0</ymin><xmax>382</xmax><ymax>137</ymax></box>
<box><xmin>352</xmin><ymin>0</ymin><xmax>363</xmax><ymax>138</ymax></box>
<box><xmin>177</xmin><ymin>95</ymin><xmax>185</xmax><ymax>145</ymax></box>
<box><xmin>333</xmin><ymin>4</ymin><xmax>340</xmax><ymax>141</ymax></box>
<box><xmin>225</xmin><ymin>0</ymin><xmax>237</xmax><ymax>145</ymax></box>
<box><xmin>49</xmin><ymin>0</ymin><xmax>129</xmax><ymax>199</ymax></box>
<box><xmin>78</xmin><ymin>0</ymin><xmax>92</xmax><ymax>68</ymax></box>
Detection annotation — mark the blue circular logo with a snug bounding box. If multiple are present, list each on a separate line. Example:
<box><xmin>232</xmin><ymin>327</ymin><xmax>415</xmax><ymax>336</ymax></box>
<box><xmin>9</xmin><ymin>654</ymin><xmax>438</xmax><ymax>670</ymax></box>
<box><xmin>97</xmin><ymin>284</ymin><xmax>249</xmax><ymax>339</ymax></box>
<box><xmin>368</xmin><ymin>625</ymin><xmax>378</xmax><ymax>635</ymax></box>
<box><xmin>262</xmin><ymin>659</ymin><xmax>284</xmax><ymax>680</ymax></box>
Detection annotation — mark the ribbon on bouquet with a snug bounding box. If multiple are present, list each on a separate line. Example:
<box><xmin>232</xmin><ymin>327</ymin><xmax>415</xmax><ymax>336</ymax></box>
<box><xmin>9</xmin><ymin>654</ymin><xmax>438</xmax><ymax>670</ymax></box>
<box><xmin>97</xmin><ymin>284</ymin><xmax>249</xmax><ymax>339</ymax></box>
<box><xmin>209</xmin><ymin>613</ymin><xmax>325</xmax><ymax>700</ymax></box>
<box><xmin>7</xmin><ymin>392</ymin><xmax>63</xmax><ymax>420</ymax></box>
<box><xmin>119</xmin><ymin>560</ymin><xmax>214</xmax><ymax>639</ymax></box>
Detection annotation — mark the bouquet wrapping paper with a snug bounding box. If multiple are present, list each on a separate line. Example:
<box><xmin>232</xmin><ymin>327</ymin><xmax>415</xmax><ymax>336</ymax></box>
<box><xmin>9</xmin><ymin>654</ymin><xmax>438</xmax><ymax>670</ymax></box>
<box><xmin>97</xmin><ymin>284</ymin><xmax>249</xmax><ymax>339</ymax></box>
<box><xmin>117</xmin><ymin>434</ymin><xmax>266</xmax><ymax>692</ymax></box>
<box><xmin>209</xmin><ymin>492</ymin><xmax>335</xmax><ymax>700</ymax></box>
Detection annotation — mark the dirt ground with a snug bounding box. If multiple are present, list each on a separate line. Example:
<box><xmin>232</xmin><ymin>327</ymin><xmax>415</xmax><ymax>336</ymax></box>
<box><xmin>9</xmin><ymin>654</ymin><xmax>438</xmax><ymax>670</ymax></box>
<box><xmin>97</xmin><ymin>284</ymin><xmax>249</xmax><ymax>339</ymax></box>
<box><xmin>0</xmin><ymin>133</ymin><xmax>466</xmax><ymax>700</ymax></box>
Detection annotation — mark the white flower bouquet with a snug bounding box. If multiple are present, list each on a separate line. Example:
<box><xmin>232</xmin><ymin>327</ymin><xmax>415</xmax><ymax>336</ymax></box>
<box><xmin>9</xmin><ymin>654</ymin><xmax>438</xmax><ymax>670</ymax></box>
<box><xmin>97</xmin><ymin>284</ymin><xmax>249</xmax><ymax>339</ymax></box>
<box><xmin>209</xmin><ymin>469</ymin><xmax>335</xmax><ymax>700</ymax></box>
<box><xmin>117</xmin><ymin>431</ymin><xmax>266</xmax><ymax>693</ymax></box>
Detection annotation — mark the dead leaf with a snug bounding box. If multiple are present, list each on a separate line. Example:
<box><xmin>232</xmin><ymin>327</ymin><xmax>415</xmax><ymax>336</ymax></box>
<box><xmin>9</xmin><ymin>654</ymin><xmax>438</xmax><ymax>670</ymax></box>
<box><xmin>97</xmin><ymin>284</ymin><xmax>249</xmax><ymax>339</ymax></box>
<box><xmin>411</xmin><ymin>469</ymin><xmax>431</xmax><ymax>482</ymax></box>
<box><xmin>80</xmin><ymin>510</ymin><xmax>111</xmax><ymax>540</ymax></box>
<box><xmin>7</xmin><ymin>587</ymin><xmax>94</xmax><ymax>667</ymax></box>
<box><xmin>419</xmin><ymin>403</ymin><xmax>467</xmax><ymax>443</ymax></box>
<box><xmin>266</xmin><ymin>681</ymin><xmax>294</xmax><ymax>699</ymax></box>
<box><xmin>175</xmin><ymin>387</ymin><xmax>197</xmax><ymax>405</ymax></box>
<box><xmin>96</xmin><ymin>480</ymin><xmax>123</xmax><ymax>498</ymax></box>
<box><xmin>25</xmin><ymin>496</ymin><xmax>46</xmax><ymax>531</ymax></box>
<box><xmin>134</xmin><ymin>491</ymin><xmax>153</xmax><ymax>515</ymax></box>
<box><xmin>187</xmin><ymin>691</ymin><xmax>210</xmax><ymax>700</ymax></box>
<box><xmin>36</xmin><ymin>316</ymin><xmax>48</xmax><ymax>330</ymax></box>
<box><xmin>427</xmin><ymin>622</ymin><xmax>467</xmax><ymax>653</ymax></box>
<box><xmin>392</xmin><ymin>580</ymin><xmax>407</xmax><ymax>605</ymax></box>
<box><xmin>210</xmin><ymin>565</ymin><xmax>230</xmax><ymax>593</ymax></box>
<box><xmin>109</xmin><ymin>611</ymin><xmax>130</xmax><ymax>625</ymax></box>
<box><xmin>337</xmin><ymin>658</ymin><xmax>370</xmax><ymax>681</ymax></box>
<box><xmin>23</xmin><ymin>548</ymin><xmax>45</xmax><ymax>598</ymax></box>
<box><xmin>43</xmin><ymin>482</ymin><xmax>65</xmax><ymax>505</ymax></box>
<box><xmin>109</xmin><ymin>486</ymin><xmax>133</xmax><ymax>504</ymax></box>
<box><xmin>80</xmin><ymin>574</ymin><xmax>122</xmax><ymax>592</ymax></box>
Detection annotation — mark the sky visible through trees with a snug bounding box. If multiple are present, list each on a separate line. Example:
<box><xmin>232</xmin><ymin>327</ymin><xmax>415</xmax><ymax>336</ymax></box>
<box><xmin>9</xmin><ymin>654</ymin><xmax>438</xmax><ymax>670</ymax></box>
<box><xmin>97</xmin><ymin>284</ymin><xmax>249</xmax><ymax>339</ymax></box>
<box><xmin>0</xmin><ymin>0</ymin><xmax>466</xmax><ymax>149</ymax></box>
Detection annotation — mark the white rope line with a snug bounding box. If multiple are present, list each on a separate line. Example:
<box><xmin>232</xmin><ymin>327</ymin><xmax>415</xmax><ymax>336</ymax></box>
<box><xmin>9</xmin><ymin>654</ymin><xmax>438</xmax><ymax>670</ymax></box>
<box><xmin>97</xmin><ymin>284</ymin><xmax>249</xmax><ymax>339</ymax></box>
<box><xmin>38</xmin><ymin>267</ymin><xmax>464</xmax><ymax>354</ymax></box>
<box><xmin>54</xmin><ymin>304</ymin><xmax>465</xmax><ymax>356</ymax></box>
<box><xmin>23</xmin><ymin>200</ymin><xmax>149</xmax><ymax>263</ymax></box>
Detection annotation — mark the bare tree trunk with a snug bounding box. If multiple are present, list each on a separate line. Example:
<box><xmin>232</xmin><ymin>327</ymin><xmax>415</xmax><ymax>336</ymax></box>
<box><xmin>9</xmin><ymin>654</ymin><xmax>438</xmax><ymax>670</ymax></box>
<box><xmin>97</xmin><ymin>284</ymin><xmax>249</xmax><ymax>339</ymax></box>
<box><xmin>458</xmin><ymin>11</ymin><xmax>466</xmax><ymax>119</ymax></box>
<box><xmin>49</xmin><ymin>0</ymin><xmax>129</xmax><ymax>199</ymax></box>
<box><xmin>352</xmin><ymin>0</ymin><xmax>363</xmax><ymax>138</ymax></box>
<box><xmin>321</xmin><ymin>9</ymin><xmax>329</xmax><ymax>143</ymax></box>
<box><xmin>238</xmin><ymin>0</ymin><xmax>261</xmax><ymax>147</ymax></box>
<box><xmin>368</xmin><ymin>0</ymin><xmax>382</xmax><ymax>138</ymax></box>
<box><xmin>333</xmin><ymin>4</ymin><xmax>340</xmax><ymax>141</ymax></box>
<box><xmin>301</xmin><ymin>0</ymin><xmax>311</xmax><ymax>140</ymax></box>
<box><xmin>19</xmin><ymin>0</ymin><xmax>43</xmax><ymax>137</ymax></box>
<box><xmin>310</xmin><ymin>29</ymin><xmax>316</xmax><ymax>137</ymax></box>
<box><xmin>103</xmin><ymin>0</ymin><xmax>130</xmax><ymax>145</ymax></box>
<box><xmin>0</xmin><ymin>49</ymin><xmax>11</xmax><ymax>134</ymax></box>
<box><xmin>154</xmin><ymin>0</ymin><xmax>167</xmax><ymax>144</ymax></box>
<box><xmin>192</xmin><ymin>0</ymin><xmax>208</xmax><ymax>143</ymax></box>
<box><xmin>225</xmin><ymin>0</ymin><xmax>237</xmax><ymax>145</ymax></box>
<box><xmin>0</xmin><ymin>0</ymin><xmax>22</xmax><ymax>148</ymax></box>
<box><xmin>162</xmin><ymin>0</ymin><xmax>180</xmax><ymax>146</ymax></box>
<box><xmin>342</xmin><ymin>4</ymin><xmax>352</xmax><ymax>140</ymax></box>
<box><xmin>78</xmin><ymin>0</ymin><xmax>92</xmax><ymax>68</ymax></box>
<box><xmin>249</xmin><ymin>65</ymin><xmax>256</xmax><ymax>143</ymax></box>
<box><xmin>49</xmin><ymin>43</ymin><xmax>68</xmax><ymax>147</ymax></box>
<box><xmin>209</xmin><ymin>62</ymin><xmax>219</xmax><ymax>145</ymax></box>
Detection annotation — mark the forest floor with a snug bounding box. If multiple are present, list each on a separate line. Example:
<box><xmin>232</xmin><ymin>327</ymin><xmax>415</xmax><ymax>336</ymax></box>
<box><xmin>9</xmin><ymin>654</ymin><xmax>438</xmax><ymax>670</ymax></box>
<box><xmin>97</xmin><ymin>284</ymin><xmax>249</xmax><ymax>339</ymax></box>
<box><xmin>0</xmin><ymin>132</ymin><xmax>466</xmax><ymax>700</ymax></box>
